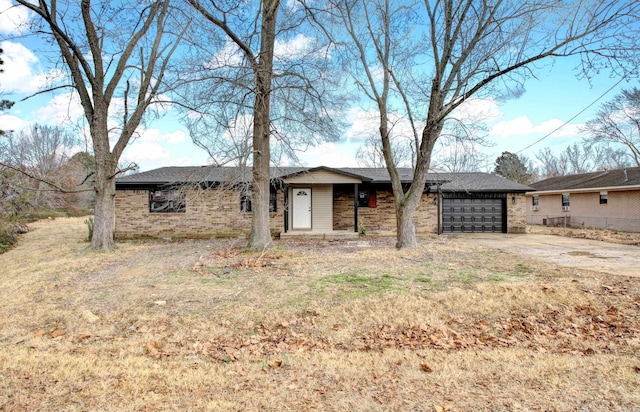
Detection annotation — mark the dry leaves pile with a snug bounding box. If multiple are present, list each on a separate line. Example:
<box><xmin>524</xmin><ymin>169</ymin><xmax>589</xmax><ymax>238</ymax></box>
<box><xmin>141</xmin><ymin>280</ymin><xmax>639</xmax><ymax>364</ymax></box>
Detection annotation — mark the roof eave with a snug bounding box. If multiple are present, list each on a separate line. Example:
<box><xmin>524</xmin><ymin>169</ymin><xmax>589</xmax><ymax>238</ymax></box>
<box><xmin>526</xmin><ymin>184</ymin><xmax>640</xmax><ymax>195</ymax></box>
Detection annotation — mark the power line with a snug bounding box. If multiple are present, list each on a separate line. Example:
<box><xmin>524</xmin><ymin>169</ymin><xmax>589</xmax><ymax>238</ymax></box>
<box><xmin>514</xmin><ymin>77</ymin><xmax>626</xmax><ymax>155</ymax></box>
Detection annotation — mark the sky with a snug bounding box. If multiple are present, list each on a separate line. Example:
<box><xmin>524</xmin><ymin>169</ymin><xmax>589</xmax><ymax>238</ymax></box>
<box><xmin>0</xmin><ymin>0</ymin><xmax>631</xmax><ymax>173</ymax></box>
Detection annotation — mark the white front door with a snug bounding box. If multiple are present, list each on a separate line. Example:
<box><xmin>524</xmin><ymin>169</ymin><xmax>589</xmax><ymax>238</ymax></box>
<box><xmin>292</xmin><ymin>187</ymin><xmax>312</xmax><ymax>229</ymax></box>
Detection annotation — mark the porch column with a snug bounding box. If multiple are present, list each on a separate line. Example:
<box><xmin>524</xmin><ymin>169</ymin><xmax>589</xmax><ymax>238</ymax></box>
<box><xmin>354</xmin><ymin>183</ymin><xmax>359</xmax><ymax>232</ymax></box>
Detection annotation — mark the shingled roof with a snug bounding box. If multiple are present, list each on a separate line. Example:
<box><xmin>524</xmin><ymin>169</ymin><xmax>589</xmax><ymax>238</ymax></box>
<box><xmin>116</xmin><ymin>166</ymin><xmax>532</xmax><ymax>192</ymax></box>
<box><xmin>530</xmin><ymin>167</ymin><xmax>640</xmax><ymax>192</ymax></box>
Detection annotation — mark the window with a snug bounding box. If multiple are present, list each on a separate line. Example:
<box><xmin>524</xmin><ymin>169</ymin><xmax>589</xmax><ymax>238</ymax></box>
<box><xmin>532</xmin><ymin>196</ymin><xmax>539</xmax><ymax>206</ymax></box>
<box><xmin>600</xmin><ymin>191</ymin><xmax>608</xmax><ymax>205</ymax></box>
<box><xmin>240</xmin><ymin>187</ymin><xmax>278</xmax><ymax>213</ymax></box>
<box><xmin>358</xmin><ymin>190</ymin><xmax>370</xmax><ymax>207</ymax></box>
<box><xmin>357</xmin><ymin>188</ymin><xmax>377</xmax><ymax>208</ymax></box>
<box><xmin>149</xmin><ymin>189</ymin><xmax>185</xmax><ymax>213</ymax></box>
<box><xmin>562</xmin><ymin>193</ymin><xmax>570</xmax><ymax>211</ymax></box>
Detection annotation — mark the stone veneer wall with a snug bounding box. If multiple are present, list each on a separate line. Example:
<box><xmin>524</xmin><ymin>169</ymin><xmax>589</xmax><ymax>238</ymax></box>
<box><xmin>333</xmin><ymin>186</ymin><xmax>438</xmax><ymax>234</ymax></box>
<box><xmin>507</xmin><ymin>192</ymin><xmax>527</xmax><ymax>233</ymax></box>
<box><xmin>115</xmin><ymin>188</ymin><xmax>284</xmax><ymax>239</ymax></box>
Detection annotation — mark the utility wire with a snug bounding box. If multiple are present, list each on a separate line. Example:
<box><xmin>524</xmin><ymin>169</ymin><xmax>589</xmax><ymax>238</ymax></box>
<box><xmin>513</xmin><ymin>76</ymin><xmax>626</xmax><ymax>155</ymax></box>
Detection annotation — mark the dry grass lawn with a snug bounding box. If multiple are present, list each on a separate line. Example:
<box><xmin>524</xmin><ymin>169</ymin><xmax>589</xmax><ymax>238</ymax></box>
<box><xmin>1</xmin><ymin>218</ymin><xmax>639</xmax><ymax>411</ymax></box>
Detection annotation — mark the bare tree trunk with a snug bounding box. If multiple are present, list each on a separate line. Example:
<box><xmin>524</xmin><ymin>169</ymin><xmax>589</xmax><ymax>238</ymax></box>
<box><xmin>391</xmin><ymin>122</ymin><xmax>439</xmax><ymax>249</ymax></box>
<box><xmin>250</xmin><ymin>113</ymin><xmax>272</xmax><ymax>249</ymax></box>
<box><xmin>90</xmin><ymin>118</ymin><xmax>118</xmax><ymax>250</ymax></box>
<box><xmin>92</xmin><ymin>177</ymin><xmax>116</xmax><ymax>250</ymax></box>
<box><xmin>249</xmin><ymin>0</ymin><xmax>279</xmax><ymax>249</ymax></box>
<box><xmin>395</xmin><ymin>197</ymin><xmax>418</xmax><ymax>248</ymax></box>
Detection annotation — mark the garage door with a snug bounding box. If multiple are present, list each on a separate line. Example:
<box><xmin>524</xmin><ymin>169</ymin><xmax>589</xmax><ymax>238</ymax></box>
<box><xmin>442</xmin><ymin>197</ymin><xmax>505</xmax><ymax>233</ymax></box>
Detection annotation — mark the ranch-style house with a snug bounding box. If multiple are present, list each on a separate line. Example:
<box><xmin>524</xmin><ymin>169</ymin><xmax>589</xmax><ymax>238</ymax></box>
<box><xmin>115</xmin><ymin>166</ymin><xmax>532</xmax><ymax>239</ymax></box>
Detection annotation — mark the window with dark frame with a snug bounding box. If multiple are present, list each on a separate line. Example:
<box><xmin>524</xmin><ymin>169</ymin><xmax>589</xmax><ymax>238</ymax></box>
<box><xmin>358</xmin><ymin>190</ymin><xmax>370</xmax><ymax>207</ymax></box>
<box><xmin>357</xmin><ymin>187</ymin><xmax>377</xmax><ymax>208</ymax></box>
<box><xmin>599</xmin><ymin>192</ymin><xmax>608</xmax><ymax>205</ymax></box>
<box><xmin>149</xmin><ymin>188</ymin><xmax>186</xmax><ymax>213</ymax></box>
<box><xmin>532</xmin><ymin>196</ymin><xmax>539</xmax><ymax>206</ymax></box>
<box><xmin>562</xmin><ymin>193</ymin><xmax>570</xmax><ymax>207</ymax></box>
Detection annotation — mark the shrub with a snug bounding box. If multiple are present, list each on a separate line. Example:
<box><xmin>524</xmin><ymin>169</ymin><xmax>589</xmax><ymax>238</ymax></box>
<box><xmin>84</xmin><ymin>216</ymin><xmax>94</xmax><ymax>242</ymax></box>
<box><xmin>0</xmin><ymin>222</ymin><xmax>17</xmax><ymax>254</ymax></box>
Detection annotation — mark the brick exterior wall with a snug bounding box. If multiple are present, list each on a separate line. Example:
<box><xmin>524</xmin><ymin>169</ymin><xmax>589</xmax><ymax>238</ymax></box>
<box><xmin>333</xmin><ymin>185</ymin><xmax>438</xmax><ymax>234</ymax></box>
<box><xmin>507</xmin><ymin>193</ymin><xmax>527</xmax><ymax>233</ymax></box>
<box><xmin>115</xmin><ymin>188</ymin><xmax>285</xmax><ymax>239</ymax></box>
<box><xmin>526</xmin><ymin>190</ymin><xmax>640</xmax><ymax>231</ymax></box>
<box><xmin>116</xmin><ymin>185</ymin><xmax>528</xmax><ymax>239</ymax></box>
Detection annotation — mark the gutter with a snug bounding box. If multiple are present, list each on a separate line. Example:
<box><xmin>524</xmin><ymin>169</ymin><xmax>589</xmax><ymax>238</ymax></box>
<box><xmin>526</xmin><ymin>184</ymin><xmax>640</xmax><ymax>196</ymax></box>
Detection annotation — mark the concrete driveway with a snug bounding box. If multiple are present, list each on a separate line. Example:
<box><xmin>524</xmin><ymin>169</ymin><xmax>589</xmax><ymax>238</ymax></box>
<box><xmin>453</xmin><ymin>233</ymin><xmax>640</xmax><ymax>277</ymax></box>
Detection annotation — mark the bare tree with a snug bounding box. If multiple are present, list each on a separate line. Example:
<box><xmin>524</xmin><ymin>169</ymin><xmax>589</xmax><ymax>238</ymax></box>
<box><xmin>356</xmin><ymin>133</ymin><xmax>414</xmax><ymax>168</ymax></box>
<box><xmin>0</xmin><ymin>124</ymin><xmax>79</xmax><ymax>209</ymax></box>
<box><xmin>335</xmin><ymin>0</ymin><xmax>640</xmax><ymax>248</ymax></box>
<box><xmin>582</xmin><ymin>87</ymin><xmax>640</xmax><ymax>166</ymax></box>
<box><xmin>535</xmin><ymin>147</ymin><xmax>568</xmax><ymax>178</ymax></box>
<box><xmin>182</xmin><ymin>0</ymin><xmax>344</xmax><ymax>249</ymax></box>
<box><xmin>12</xmin><ymin>0</ymin><xmax>188</xmax><ymax>250</ymax></box>
<box><xmin>430</xmin><ymin>119</ymin><xmax>494</xmax><ymax>173</ymax></box>
<box><xmin>536</xmin><ymin>142</ymin><xmax>629</xmax><ymax>178</ymax></box>
<box><xmin>431</xmin><ymin>137</ymin><xmax>490</xmax><ymax>173</ymax></box>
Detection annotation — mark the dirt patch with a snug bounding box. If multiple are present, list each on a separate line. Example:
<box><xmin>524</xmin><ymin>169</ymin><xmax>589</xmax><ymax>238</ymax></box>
<box><xmin>565</xmin><ymin>250</ymin><xmax>611</xmax><ymax>259</ymax></box>
<box><xmin>0</xmin><ymin>218</ymin><xmax>639</xmax><ymax>411</ymax></box>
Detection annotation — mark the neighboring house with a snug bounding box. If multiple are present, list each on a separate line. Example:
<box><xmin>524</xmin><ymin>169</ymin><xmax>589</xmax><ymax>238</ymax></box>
<box><xmin>526</xmin><ymin>167</ymin><xmax>640</xmax><ymax>232</ymax></box>
<box><xmin>115</xmin><ymin>166</ymin><xmax>532</xmax><ymax>239</ymax></box>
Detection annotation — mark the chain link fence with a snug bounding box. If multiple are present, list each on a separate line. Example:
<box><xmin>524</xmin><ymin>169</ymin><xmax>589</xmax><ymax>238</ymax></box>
<box><xmin>528</xmin><ymin>215</ymin><xmax>640</xmax><ymax>232</ymax></box>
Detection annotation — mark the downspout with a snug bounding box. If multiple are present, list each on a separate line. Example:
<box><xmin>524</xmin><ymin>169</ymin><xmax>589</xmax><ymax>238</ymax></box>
<box><xmin>437</xmin><ymin>184</ymin><xmax>441</xmax><ymax>235</ymax></box>
<box><xmin>354</xmin><ymin>183</ymin><xmax>359</xmax><ymax>232</ymax></box>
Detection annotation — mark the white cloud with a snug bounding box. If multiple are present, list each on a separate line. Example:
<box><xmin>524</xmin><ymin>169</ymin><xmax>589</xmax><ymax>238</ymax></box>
<box><xmin>0</xmin><ymin>41</ymin><xmax>65</xmax><ymax>94</ymax></box>
<box><xmin>274</xmin><ymin>33</ymin><xmax>331</xmax><ymax>60</ymax></box>
<box><xmin>136</xmin><ymin>127</ymin><xmax>187</xmax><ymax>145</ymax></box>
<box><xmin>206</xmin><ymin>41</ymin><xmax>244</xmax><ymax>69</ymax></box>
<box><xmin>491</xmin><ymin>115</ymin><xmax>582</xmax><ymax>138</ymax></box>
<box><xmin>0</xmin><ymin>112</ymin><xmax>26</xmax><ymax>132</ymax></box>
<box><xmin>34</xmin><ymin>91</ymin><xmax>84</xmax><ymax>126</ymax></box>
<box><xmin>344</xmin><ymin>108</ymin><xmax>379</xmax><ymax>140</ymax></box>
<box><xmin>274</xmin><ymin>34</ymin><xmax>312</xmax><ymax>59</ymax></box>
<box><xmin>122</xmin><ymin>141</ymin><xmax>171</xmax><ymax>166</ymax></box>
<box><xmin>295</xmin><ymin>141</ymin><xmax>359</xmax><ymax>167</ymax></box>
<box><xmin>0</xmin><ymin>0</ymin><xmax>30</xmax><ymax>35</ymax></box>
<box><xmin>451</xmin><ymin>98</ymin><xmax>501</xmax><ymax>123</ymax></box>
<box><xmin>119</xmin><ymin>126</ymin><xmax>193</xmax><ymax>170</ymax></box>
<box><xmin>344</xmin><ymin>107</ymin><xmax>419</xmax><ymax>143</ymax></box>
